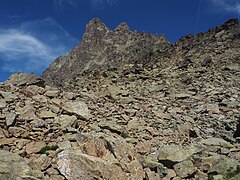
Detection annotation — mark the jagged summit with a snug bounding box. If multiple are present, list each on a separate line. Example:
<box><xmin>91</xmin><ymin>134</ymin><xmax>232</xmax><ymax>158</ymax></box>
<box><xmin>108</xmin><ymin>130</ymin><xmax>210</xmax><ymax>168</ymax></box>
<box><xmin>114</xmin><ymin>22</ymin><xmax>131</xmax><ymax>33</ymax></box>
<box><xmin>85</xmin><ymin>18</ymin><xmax>111</xmax><ymax>35</ymax></box>
<box><xmin>87</xmin><ymin>18</ymin><xmax>105</xmax><ymax>27</ymax></box>
<box><xmin>43</xmin><ymin>18</ymin><xmax>170</xmax><ymax>85</ymax></box>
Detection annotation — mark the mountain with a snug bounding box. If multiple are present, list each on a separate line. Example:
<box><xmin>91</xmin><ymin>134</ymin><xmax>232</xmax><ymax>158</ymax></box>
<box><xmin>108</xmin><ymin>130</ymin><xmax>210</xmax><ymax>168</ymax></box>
<box><xmin>43</xmin><ymin>18</ymin><xmax>239</xmax><ymax>88</ymax></box>
<box><xmin>0</xmin><ymin>18</ymin><xmax>240</xmax><ymax>179</ymax></box>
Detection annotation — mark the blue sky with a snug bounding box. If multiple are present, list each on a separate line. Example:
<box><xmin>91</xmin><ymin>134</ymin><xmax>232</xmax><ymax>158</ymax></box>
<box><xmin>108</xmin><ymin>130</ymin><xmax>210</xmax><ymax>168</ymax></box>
<box><xmin>0</xmin><ymin>0</ymin><xmax>239</xmax><ymax>82</ymax></box>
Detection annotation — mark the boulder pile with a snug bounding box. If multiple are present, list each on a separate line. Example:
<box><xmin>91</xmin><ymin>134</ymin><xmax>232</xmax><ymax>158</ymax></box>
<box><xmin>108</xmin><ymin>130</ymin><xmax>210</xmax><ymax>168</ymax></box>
<box><xmin>0</xmin><ymin>18</ymin><xmax>239</xmax><ymax>179</ymax></box>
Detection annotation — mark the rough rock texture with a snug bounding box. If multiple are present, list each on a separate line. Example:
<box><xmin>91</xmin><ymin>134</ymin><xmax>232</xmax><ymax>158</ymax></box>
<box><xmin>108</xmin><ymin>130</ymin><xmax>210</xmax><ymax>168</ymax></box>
<box><xmin>0</xmin><ymin>150</ymin><xmax>43</xmax><ymax>179</ymax></box>
<box><xmin>43</xmin><ymin>18</ymin><xmax>170</xmax><ymax>85</ymax></box>
<box><xmin>0</xmin><ymin>18</ymin><xmax>240</xmax><ymax>179</ymax></box>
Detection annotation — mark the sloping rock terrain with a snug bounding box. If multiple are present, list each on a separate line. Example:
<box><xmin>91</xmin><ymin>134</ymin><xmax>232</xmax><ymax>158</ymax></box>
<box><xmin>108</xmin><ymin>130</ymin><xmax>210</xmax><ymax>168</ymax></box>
<box><xmin>0</xmin><ymin>18</ymin><xmax>239</xmax><ymax>179</ymax></box>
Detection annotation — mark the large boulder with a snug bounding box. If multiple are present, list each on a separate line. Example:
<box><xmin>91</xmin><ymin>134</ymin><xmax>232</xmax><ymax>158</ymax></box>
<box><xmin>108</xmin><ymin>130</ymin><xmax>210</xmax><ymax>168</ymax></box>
<box><xmin>0</xmin><ymin>150</ymin><xmax>43</xmax><ymax>179</ymax></box>
<box><xmin>157</xmin><ymin>145</ymin><xmax>201</xmax><ymax>166</ymax></box>
<box><xmin>57</xmin><ymin>150</ymin><xmax>127</xmax><ymax>180</ymax></box>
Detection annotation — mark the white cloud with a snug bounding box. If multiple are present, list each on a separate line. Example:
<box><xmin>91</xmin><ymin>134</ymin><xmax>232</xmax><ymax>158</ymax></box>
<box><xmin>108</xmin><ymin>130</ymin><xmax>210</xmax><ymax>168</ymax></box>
<box><xmin>0</xmin><ymin>29</ymin><xmax>55</xmax><ymax>73</ymax></box>
<box><xmin>0</xmin><ymin>18</ymin><xmax>78</xmax><ymax>75</ymax></box>
<box><xmin>210</xmin><ymin>0</ymin><xmax>240</xmax><ymax>15</ymax></box>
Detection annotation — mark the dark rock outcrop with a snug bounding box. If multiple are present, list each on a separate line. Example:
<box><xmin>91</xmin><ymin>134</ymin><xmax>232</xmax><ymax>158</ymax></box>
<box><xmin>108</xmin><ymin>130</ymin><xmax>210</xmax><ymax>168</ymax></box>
<box><xmin>43</xmin><ymin>18</ymin><xmax>170</xmax><ymax>86</ymax></box>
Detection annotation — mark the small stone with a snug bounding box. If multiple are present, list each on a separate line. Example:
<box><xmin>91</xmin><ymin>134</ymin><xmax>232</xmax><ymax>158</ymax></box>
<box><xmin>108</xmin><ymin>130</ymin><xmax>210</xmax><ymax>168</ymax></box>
<box><xmin>182</xmin><ymin>116</ymin><xmax>195</xmax><ymax>123</ymax></box>
<box><xmin>220</xmin><ymin>148</ymin><xmax>230</xmax><ymax>155</ymax></box>
<box><xmin>202</xmin><ymin>56</ymin><xmax>212</xmax><ymax>66</ymax></box>
<box><xmin>50</xmin><ymin>175</ymin><xmax>65</xmax><ymax>180</ymax></box>
<box><xmin>30</xmin><ymin>119</ymin><xmax>47</xmax><ymax>128</ymax></box>
<box><xmin>46</xmin><ymin>167</ymin><xmax>59</xmax><ymax>176</ymax></box>
<box><xmin>175</xmin><ymin>93</ymin><xmax>191</xmax><ymax>99</ymax></box>
<box><xmin>0</xmin><ymin>138</ymin><xmax>16</xmax><ymax>145</ymax></box>
<box><xmin>194</xmin><ymin>171</ymin><xmax>208</xmax><ymax>180</ymax></box>
<box><xmin>127</xmin><ymin>159</ymin><xmax>145</xmax><ymax>180</ymax></box>
<box><xmin>37</xmin><ymin>110</ymin><xmax>56</xmax><ymax>119</ymax></box>
<box><xmin>0</xmin><ymin>128</ymin><xmax>5</xmax><ymax>138</ymax></box>
<box><xmin>212</xmin><ymin>174</ymin><xmax>224</xmax><ymax>180</ymax></box>
<box><xmin>16</xmin><ymin>139</ymin><xmax>29</xmax><ymax>150</ymax></box>
<box><xmin>45</xmin><ymin>90</ymin><xmax>59</xmax><ymax>98</ymax></box>
<box><xmin>58</xmin><ymin>140</ymin><xmax>72</xmax><ymax>150</ymax></box>
<box><xmin>63</xmin><ymin>92</ymin><xmax>78</xmax><ymax>100</ymax></box>
<box><xmin>135</xmin><ymin>141</ymin><xmax>151</xmax><ymax>154</ymax></box>
<box><xmin>49</xmin><ymin>105</ymin><xmax>60</xmax><ymax>114</ymax></box>
<box><xmin>0</xmin><ymin>91</ymin><xmax>18</xmax><ymax>102</ymax></box>
<box><xmin>29</xmin><ymin>154</ymin><xmax>51</xmax><ymax>171</ymax></box>
<box><xmin>62</xmin><ymin>101</ymin><xmax>91</xmax><ymax>120</ymax></box>
<box><xmin>173</xmin><ymin>160</ymin><xmax>196</xmax><ymax>178</ymax></box>
<box><xmin>0</xmin><ymin>100</ymin><xmax>6</xmax><ymax>110</ymax></box>
<box><xmin>177</xmin><ymin>122</ymin><xmax>193</xmax><ymax>136</ymax></box>
<box><xmin>145</xmin><ymin>168</ymin><xmax>161</xmax><ymax>180</ymax></box>
<box><xmin>201</xmin><ymin>137</ymin><xmax>233</xmax><ymax>148</ymax></box>
<box><xmin>99</xmin><ymin>120</ymin><xmax>126</xmax><ymax>136</ymax></box>
<box><xmin>32</xmin><ymin>95</ymin><xmax>48</xmax><ymax>103</ymax></box>
<box><xmin>26</xmin><ymin>85</ymin><xmax>45</xmax><ymax>95</ymax></box>
<box><xmin>5</xmin><ymin>112</ymin><xmax>16</xmax><ymax>127</ymax></box>
<box><xmin>54</xmin><ymin>114</ymin><xmax>77</xmax><ymax>128</ymax></box>
<box><xmin>81</xmin><ymin>138</ymin><xmax>108</xmax><ymax>158</ymax></box>
<box><xmin>8</xmin><ymin>127</ymin><xmax>29</xmax><ymax>138</ymax></box>
<box><xmin>18</xmin><ymin>105</ymin><xmax>38</xmax><ymax>121</ymax></box>
<box><xmin>163</xmin><ymin>169</ymin><xmax>177</xmax><ymax>180</ymax></box>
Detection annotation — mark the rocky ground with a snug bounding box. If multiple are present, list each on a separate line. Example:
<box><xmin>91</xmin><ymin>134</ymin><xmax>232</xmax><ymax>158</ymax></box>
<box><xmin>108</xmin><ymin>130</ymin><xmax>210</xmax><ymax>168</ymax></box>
<box><xmin>0</xmin><ymin>18</ymin><xmax>239</xmax><ymax>180</ymax></box>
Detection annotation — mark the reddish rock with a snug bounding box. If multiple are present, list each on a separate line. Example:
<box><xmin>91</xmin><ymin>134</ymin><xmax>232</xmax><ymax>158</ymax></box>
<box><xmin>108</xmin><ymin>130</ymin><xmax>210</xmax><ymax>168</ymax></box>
<box><xmin>26</xmin><ymin>141</ymin><xmax>46</xmax><ymax>154</ymax></box>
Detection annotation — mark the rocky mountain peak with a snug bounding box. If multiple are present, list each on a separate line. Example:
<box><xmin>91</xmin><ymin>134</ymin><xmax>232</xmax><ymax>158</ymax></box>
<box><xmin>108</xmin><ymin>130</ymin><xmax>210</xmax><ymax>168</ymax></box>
<box><xmin>83</xmin><ymin>18</ymin><xmax>112</xmax><ymax>41</ymax></box>
<box><xmin>114</xmin><ymin>22</ymin><xmax>131</xmax><ymax>33</ymax></box>
<box><xmin>86</xmin><ymin>18</ymin><xmax>108</xmax><ymax>31</ymax></box>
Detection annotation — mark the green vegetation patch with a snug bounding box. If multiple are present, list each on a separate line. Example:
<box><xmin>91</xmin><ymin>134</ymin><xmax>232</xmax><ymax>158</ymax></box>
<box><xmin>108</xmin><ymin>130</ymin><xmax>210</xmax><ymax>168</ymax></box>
<box><xmin>39</xmin><ymin>145</ymin><xmax>59</xmax><ymax>155</ymax></box>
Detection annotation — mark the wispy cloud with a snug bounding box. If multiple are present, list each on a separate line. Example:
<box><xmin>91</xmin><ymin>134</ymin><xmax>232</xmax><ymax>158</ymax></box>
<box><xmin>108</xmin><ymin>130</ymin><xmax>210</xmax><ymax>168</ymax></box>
<box><xmin>210</xmin><ymin>0</ymin><xmax>240</xmax><ymax>15</ymax></box>
<box><xmin>0</xmin><ymin>18</ymin><xmax>78</xmax><ymax>75</ymax></box>
<box><xmin>0</xmin><ymin>29</ymin><xmax>53</xmax><ymax>72</ymax></box>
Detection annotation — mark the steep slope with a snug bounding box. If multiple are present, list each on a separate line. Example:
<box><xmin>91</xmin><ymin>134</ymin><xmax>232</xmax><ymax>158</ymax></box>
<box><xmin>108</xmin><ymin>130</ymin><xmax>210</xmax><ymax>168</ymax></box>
<box><xmin>0</xmin><ymin>18</ymin><xmax>239</xmax><ymax>179</ymax></box>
